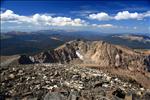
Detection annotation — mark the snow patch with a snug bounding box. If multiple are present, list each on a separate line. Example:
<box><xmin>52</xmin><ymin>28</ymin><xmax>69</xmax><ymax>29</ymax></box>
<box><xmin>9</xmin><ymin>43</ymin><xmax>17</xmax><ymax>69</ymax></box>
<box><xmin>76</xmin><ymin>50</ymin><xmax>83</xmax><ymax>60</ymax></box>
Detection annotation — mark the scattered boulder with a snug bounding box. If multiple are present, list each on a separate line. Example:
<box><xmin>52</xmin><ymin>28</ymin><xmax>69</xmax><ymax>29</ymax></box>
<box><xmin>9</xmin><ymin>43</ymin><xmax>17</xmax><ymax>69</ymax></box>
<box><xmin>142</xmin><ymin>91</ymin><xmax>150</xmax><ymax>100</ymax></box>
<box><xmin>144</xmin><ymin>55</ymin><xmax>150</xmax><ymax>72</ymax></box>
<box><xmin>1</xmin><ymin>63</ymin><xmax>149</xmax><ymax>99</ymax></box>
<box><xmin>112</xmin><ymin>88</ymin><xmax>126</xmax><ymax>99</ymax></box>
<box><xmin>131</xmin><ymin>93</ymin><xmax>141</xmax><ymax>100</ymax></box>
<box><xmin>9</xmin><ymin>74</ymin><xmax>15</xmax><ymax>79</ymax></box>
<box><xmin>94</xmin><ymin>81</ymin><xmax>103</xmax><ymax>88</ymax></box>
<box><xmin>68</xmin><ymin>91</ymin><xmax>80</xmax><ymax>100</ymax></box>
<box><xmin>44</xmin><ymin>92</ymin><xmax>66</xmax><ymax>100</ymax></box>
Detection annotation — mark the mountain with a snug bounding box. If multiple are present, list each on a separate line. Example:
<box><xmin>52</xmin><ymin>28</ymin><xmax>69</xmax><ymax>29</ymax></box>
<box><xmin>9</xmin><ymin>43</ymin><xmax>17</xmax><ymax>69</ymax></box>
<box><xmin>1</xmin><ymin>30</ymin><xmax>150</xmax><ymax>56</ymax></box>
<box><xmin>97</xmin><ymin>34</ymin><xmax>150</xmax><ymax>49</ymax></box>
<box><xmin>1</xmin><ymin>39</ymin><xmax>150</xmax><ymax>100</ymax></box>
<box><xmin>19</xmin><ymin>40</ymin><xmax>150</xmax><ymax>72</ymax></box>
<box><xmin>0</xmin><ymin>31</ymin><xmax>65</xmax><ymax>55</ymax></box>
<box><xmin>113</xmin><ymin>34</ymin><xmax>150</xmax><ymax>43</ymax></box>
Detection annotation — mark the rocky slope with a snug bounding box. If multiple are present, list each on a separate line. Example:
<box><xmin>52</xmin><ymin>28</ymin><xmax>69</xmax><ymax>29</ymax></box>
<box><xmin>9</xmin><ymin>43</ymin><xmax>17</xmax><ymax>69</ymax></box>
<box><xmin>1</xmin><ymin>64</ymin><xmax>150</xmax><ymax>100</ymax></box>
<box><xmin>19</xmin><ymin>40</ymin><xmax>150</xmax><ymax>72</ymax></box>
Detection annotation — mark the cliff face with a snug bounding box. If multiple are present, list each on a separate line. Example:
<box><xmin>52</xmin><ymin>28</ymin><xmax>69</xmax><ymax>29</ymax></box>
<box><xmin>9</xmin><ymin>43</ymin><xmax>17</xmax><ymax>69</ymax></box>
<box><xmin>34</xmin><ymin>44</ymin><xmax>78</xmax><ymax>63</ymax></box>
<box><xmin>19</xmin><ymin>40</ymin><xmax>150</xmax><ymax>72</ymax></box>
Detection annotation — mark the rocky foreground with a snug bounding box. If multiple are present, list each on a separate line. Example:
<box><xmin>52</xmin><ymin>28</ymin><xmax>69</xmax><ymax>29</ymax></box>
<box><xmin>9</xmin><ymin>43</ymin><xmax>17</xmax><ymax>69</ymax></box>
<box><xmin>1</xmin><ymin>63</ymin><xmax>150</xmax><ymax>100</ymax></box>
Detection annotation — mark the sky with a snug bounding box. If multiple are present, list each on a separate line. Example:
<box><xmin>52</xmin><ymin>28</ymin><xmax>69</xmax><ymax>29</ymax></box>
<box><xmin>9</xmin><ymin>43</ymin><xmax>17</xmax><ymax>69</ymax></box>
<box><xmin>1</xmin><ymin>0</ymin><xmax>150</xmax><ymax>34</ymax></box>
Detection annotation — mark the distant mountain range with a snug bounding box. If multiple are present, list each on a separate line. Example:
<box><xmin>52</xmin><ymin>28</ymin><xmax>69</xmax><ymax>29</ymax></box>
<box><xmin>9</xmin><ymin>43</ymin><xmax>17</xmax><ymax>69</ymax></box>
<box><xmin>1</xmin><ymin>30</ymin><xmax>150</xmax><ymax>55</ymax></box>
<box><xmin>112</xmin><ymin>34</ymin><xmax>150</xmax><ymax>43</ymax></box>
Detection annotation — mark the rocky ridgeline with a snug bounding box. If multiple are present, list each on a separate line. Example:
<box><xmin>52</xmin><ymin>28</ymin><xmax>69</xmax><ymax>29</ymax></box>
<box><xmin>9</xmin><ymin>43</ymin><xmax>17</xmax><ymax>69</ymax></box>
<box><xmin>1</xmin><ymin>63</ymin><xmax>150</xmax><ymax>100</ymax></box>
<box><xmin>19</xmin><ymin>40</ymin><xmax>150</xmax><ymax>72</ymax></box>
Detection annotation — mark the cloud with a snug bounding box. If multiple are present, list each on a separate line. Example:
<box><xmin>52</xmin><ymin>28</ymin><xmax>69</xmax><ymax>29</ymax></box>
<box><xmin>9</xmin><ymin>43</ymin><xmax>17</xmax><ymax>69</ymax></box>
<box><xmin>92</xmin><ymin>24</ymin><xmax>116</xmax><ymax>28</ymax></box>
<box><xmin>1</xmin><ymin>10</ymin><xmax>87</xmax><ymax>26</ymax></box>
<box><xmin>133</xmin><ymin>27</ymin><xmax>137</xmax><ymax>29</ymax></box>
<box><xmin>88</xmin><ymin>11</ymin><xmax>150</xmax><ymax>21</ymax></box>
<box><xmin>1</xmin><ymin>9</ymin><xmax>149</xmax><ymax>33</ymax></box>
<box><xmin>143</xmin><ymin>11</ymin><xmax>150</xmax><ymax>17</ymax></box>
<box><xmin>88</xmin><ymin>12</ymin><xmax>111</xmax><ymax>21</ymax></box>
<box><xmin>70</xmin><ymin>10</ymin><xmax>98</xmax><ymax>16</ymax></box>
<box><xmin>114</xmin><ymin>11</ymin><xmax>139</xmax><ymax>20</ymax></box>
<box><xmin>1</xmin><ymin>10</ymin><xmax>25</xmax><ymax>22</ymax></box>
<box><xmin>114</xmin><ymin>11</ymin><xmax>150</xmax><ymax>20</ymax></box>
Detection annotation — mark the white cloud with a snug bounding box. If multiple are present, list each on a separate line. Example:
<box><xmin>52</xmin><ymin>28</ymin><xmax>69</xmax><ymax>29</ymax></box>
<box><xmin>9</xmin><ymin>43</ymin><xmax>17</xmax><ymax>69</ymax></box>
<box><xmin>88</xmin><ymin>12</ymin><xmax>111</xmax><ymax>21</ymax></box>
<box><xmin>133</xmin><ymin>27</ymin><xmax>137</xmax><ymax>29</ymax></box>
<box><xmin>114</xmin><ymin>11</ymin><xmax>140</xmax><ymax>20</ymax></box>
<box><xmin>70</xmin><ymin>10</ymin><xmax>98</xmax><ymax>16</ymax></box>
<box><xmin>114</xmin><ymin>11</ymin><xmax>150</xmax><ymax>20</ymax></box>
<box><xmin>1</xmin><ymin>10</ymin><xmax>87</xmax><ymax>27</ymax></box>
<box><xmin>142</xmin><ymin>11</ymin><xmax>150</xmax><ymax>17</ymax></box>
<box><xmin>1</xmin><ymin>9</ymin><xmax>149</xmax><ymax>32</ymax></box>
<box><xmin>92</xmin><ymin>24</ymin><xmax>116</xmax><ymax>28</ymax></box>
<box><xmin>88</xmin><ymin>11</ymin><xmax>150</xmax><ymax>21</ymax></box>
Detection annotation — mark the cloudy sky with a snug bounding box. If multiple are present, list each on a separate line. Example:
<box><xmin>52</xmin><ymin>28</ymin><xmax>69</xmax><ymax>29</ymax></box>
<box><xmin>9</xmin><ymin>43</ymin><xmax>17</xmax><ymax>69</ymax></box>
<box><xmin>1</xmin><ymin>0</ymin><xmax>150</xmax><ymax>33</ymax></box>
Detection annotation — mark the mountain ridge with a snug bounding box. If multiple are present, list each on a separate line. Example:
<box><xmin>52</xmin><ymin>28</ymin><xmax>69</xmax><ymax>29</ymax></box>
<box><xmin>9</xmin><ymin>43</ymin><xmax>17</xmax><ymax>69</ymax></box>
<box><xmin>18</xmin><ymin>40</ymin><xmax>150</xmax><ymax>72</ymax></box>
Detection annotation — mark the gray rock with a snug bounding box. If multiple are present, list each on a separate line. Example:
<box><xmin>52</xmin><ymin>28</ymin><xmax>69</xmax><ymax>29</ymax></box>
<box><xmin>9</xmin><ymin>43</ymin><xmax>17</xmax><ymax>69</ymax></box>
<box><xmin>112</xmin><ymin>88</ymin><xmax>126</xmax><ymax>99</ymax></box>
<box><xmin>68</xmin><ymin>91</ymin><xmax>80</xmax><ymax>100</ymax></box>
<box><xmin>131</xmin><ymin>93</ymin><xmax>141</xmax><ymax>100</ymax></box>
<box><xmin>9</xmin><ymin>74</ymin><xmax>15</xmax><ymax>79</ymax></box>
<box><xmin>44</xmin><ymin>92</ymin><xmax>66</xmax><ymax>100</ymax></box>
<box><xmin>142</xmin><ymin>91</ymin><xmax>150</xmax><ymax>100</ymax></box>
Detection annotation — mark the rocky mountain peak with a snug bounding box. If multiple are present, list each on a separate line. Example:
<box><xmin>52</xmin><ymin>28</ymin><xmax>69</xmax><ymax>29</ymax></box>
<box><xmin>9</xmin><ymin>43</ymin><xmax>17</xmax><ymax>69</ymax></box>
<box><xmin>19</xmin><ymin>40</ymin><xmax>150</xmax><ymax>72</ymax></box>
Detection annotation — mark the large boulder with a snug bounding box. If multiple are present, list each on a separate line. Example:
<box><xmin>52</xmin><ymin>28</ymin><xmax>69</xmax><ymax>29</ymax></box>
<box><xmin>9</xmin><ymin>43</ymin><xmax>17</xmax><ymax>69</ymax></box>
<box><xmin>18</xmin><ymin>55</ymin><xmax>33</xmax><ymax>64</ymax></box>
<box><xmin>142</xmin><ymin>91</ymin><xmax>150</xmax><ymax>100</ymax></box>
<box><xmin>112</xmin><ymin>88</ymin><xmax>126</xmax><ymax>99</ymax></box>
<box><xmin>144</xmin><ymin>55</ymin><xmax>150</xmax><ymax>72</ymax></box>
<box><xmin>44</xmin><ymin>92</ymin><xmax>66</xmax><ymax>100</ymax></box>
